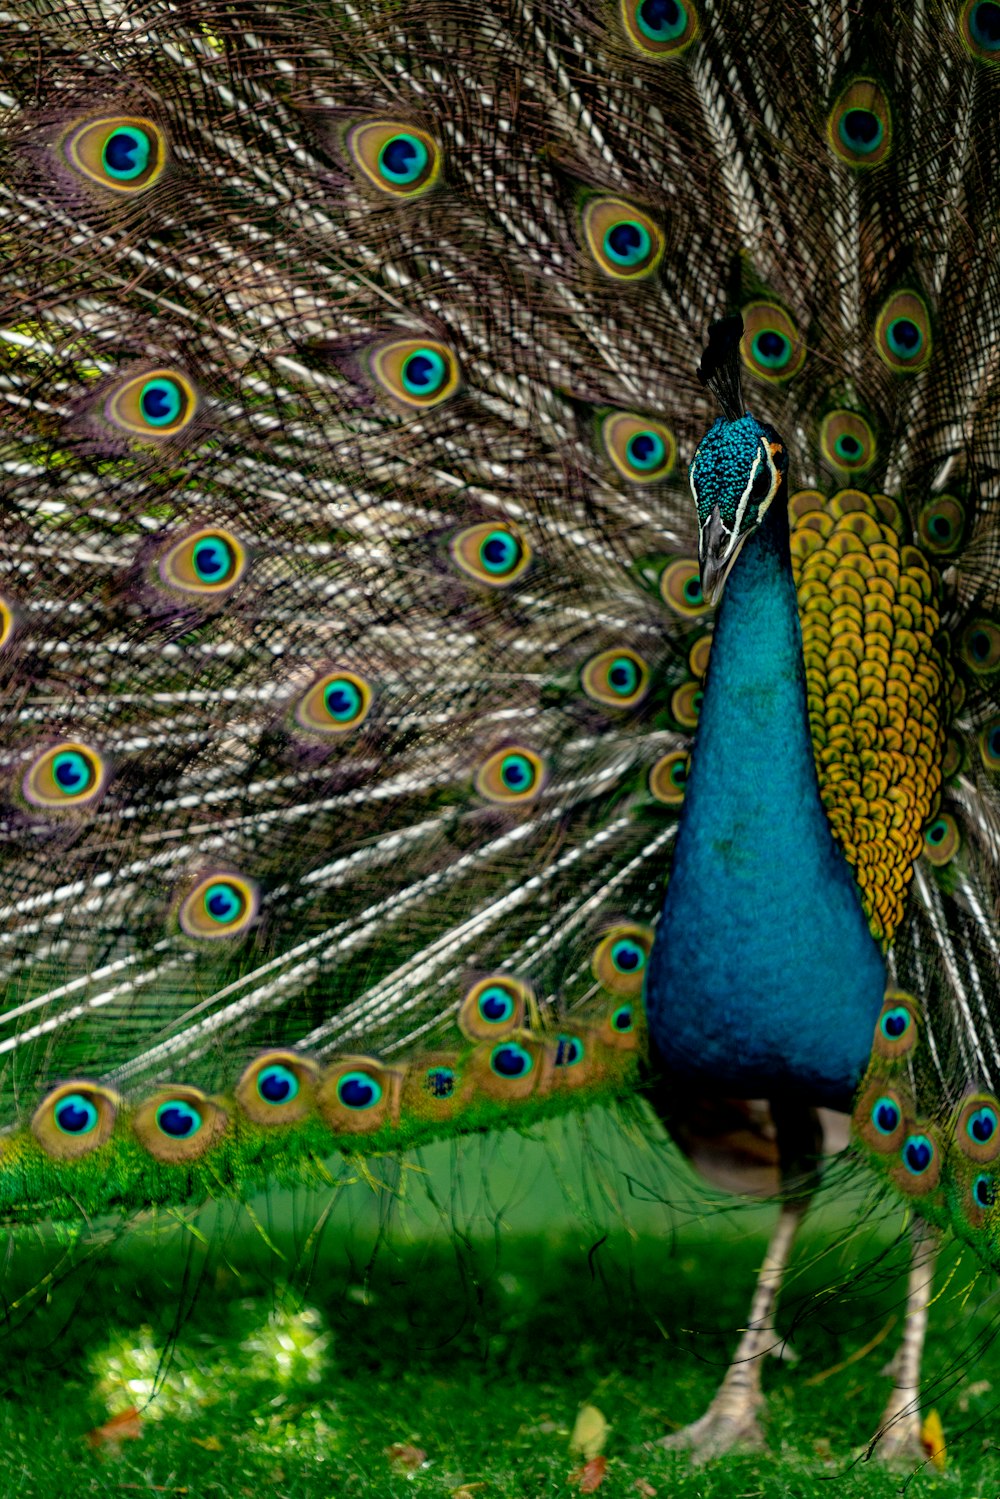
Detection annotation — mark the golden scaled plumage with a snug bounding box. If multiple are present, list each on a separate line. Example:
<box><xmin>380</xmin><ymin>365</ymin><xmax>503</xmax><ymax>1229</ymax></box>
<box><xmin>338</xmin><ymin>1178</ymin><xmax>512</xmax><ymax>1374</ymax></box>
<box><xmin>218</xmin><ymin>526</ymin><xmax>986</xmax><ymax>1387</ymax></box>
<box><xmin>790</xmin><ymin>489</ymin><xmax>949</xmax><ymax>945</ymax></box>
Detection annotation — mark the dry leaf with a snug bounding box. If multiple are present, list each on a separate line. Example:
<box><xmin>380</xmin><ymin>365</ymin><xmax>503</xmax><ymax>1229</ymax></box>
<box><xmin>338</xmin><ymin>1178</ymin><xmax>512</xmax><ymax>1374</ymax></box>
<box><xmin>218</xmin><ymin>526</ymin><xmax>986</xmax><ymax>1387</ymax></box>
<box><xmin>633</xmin><ymin>1480</ymin><xmax>657</xmax><ymax>1496</ymax></box>
<box><xmin>386</xmin><ymin>1443</ymin><xmax>427</xmax><ymax>1471</ymax></box>
<box><xmin>85</xmin><ymin>1406</ymin><xmax>144</xmax><ymax>1449</ymax></box>
<box><xmin>921</xmin><ymin>1409</ymin><xmax>946</xmax><ymax>1470</ymax></box>
<box><xmin>569</xmin><ymin>1456</ymin><xmax>608</xmax><ymax>1492</ymax></box>
<box><xmin>570</xmin><ymin>1404</ymin><xmax>610</xmax><ymax>1459</ymax></box>
<box><xmin>191</xmin><ymin>1435</ymin><xmax>223</xmax><ymax>1451</ymax></box>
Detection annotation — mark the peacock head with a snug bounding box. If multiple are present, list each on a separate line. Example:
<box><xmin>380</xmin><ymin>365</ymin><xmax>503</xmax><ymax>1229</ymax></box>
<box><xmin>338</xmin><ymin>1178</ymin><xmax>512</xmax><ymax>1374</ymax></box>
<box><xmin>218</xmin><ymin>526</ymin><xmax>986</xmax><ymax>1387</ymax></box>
<box><xmin>689</xmin><ymin>412</ymin><xmax>788</xmax><ymax>604</ymax></box>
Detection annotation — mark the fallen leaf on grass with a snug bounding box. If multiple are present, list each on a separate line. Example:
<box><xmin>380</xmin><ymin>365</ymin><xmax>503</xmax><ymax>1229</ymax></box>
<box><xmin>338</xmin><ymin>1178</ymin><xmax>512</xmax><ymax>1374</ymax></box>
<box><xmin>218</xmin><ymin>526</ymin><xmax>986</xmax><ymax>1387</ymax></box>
<box><xmin>921</xmin><ymin>1409</ymin><xmax>946</xmax><ymax>1471</ymax></box>
<box><xmin>387</xmin><ymin>1443</ymin><xmax>427</xmax><ymax>1471</ymax></box>
<box><xmin>570</xmin><ymin>1404</ymin><xmax>609</xmax><ymax>1460</ymax></box>
<box><xmin>191</xmin><ymin>1435</ymin><xmax>223</xmax><ymax>1451</ymax></box>
<box><xmin>569</xmin><ymin>1456</ymin><xmax>607</xmax><ymax>1492</ymax></box>
<box><xmin>85</xmin><ymin>1407</ymin><xmax>143</xmax><ymax>1449</ymax></box>
<box><xmin>633</xmin><ymin>1480</ymin><xmax>657</xmax><ymax>1496</ymax></box>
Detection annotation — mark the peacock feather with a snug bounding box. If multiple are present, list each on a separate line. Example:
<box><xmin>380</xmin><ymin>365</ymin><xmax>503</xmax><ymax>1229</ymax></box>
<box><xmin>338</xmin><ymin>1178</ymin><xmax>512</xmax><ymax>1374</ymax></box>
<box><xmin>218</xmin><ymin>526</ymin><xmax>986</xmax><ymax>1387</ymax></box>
<box><xmin>1</xmin><ymin>0</ymin><xmax>1000</xmax><ymax>1469</ymax></box>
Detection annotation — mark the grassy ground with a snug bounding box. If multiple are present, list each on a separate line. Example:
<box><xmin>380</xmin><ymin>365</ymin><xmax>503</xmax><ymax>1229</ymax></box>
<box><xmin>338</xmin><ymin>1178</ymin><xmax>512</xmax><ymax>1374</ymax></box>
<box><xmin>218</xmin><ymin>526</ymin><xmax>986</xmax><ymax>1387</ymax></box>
<box><xmin>2</xmin><ymin>1118</ymin><xmax>1000</xmax><ymax>1498</ymax></box>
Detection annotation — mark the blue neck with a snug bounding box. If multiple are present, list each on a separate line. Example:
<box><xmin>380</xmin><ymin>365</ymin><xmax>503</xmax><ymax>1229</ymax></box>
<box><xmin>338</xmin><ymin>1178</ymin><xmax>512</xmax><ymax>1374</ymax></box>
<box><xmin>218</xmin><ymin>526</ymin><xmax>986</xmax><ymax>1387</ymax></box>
<box><xmin>645</xmin><ymin>499</ymin><xmax>885</xmax><ymax>1107</ymax></box>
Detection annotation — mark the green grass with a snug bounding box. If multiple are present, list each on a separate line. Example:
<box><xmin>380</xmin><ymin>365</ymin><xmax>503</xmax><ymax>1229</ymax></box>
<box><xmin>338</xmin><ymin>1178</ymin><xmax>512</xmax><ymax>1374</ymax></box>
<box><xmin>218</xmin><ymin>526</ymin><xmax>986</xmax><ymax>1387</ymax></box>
<box><xmin>2</xmin><ymin>1120</ymin><xmax>1000</xmax><ymax>1497</ymax></box>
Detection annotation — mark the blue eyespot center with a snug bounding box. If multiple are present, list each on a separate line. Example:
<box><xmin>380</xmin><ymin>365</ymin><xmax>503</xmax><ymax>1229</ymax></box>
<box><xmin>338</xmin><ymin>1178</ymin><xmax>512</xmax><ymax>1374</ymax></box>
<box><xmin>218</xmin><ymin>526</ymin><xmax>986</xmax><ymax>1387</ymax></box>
<box><xmin>402</xmin><ymin>348</ymin><xmax>446</xmax><ymax>395</ymax></box>
<box><xmin>204</xmin><ymin>882</ymin><xmax>245</xmax><ymax>925</ymax></box>
<box><xmin>604</xmin><ymin>220</ymin><xmax>652</xmax><ymax>267</ymax></box>
<box><xmin>480</xmin><ymin>530</ymin><xmax>519</xmax><ymax>573</ymax></box>
<box><xmin>880</xmin><ymin>1007</ymin><xmax>911</xmax><ymax>1040</ymax></box>
<box><xmin>840</xmin><ymin>108</ymin><xmax>883</xmax><ymax>153</ymax></box>
<box><xmin>926</xmin><ymin>819</ymin><xmax>948</xmax><ymax>845</ymax></box>
<box><xmin>611</xmin><ymin>939</ymin><xmax>646</xmax><ymax>974</ymax></box>
<box><xmin>612</xmin><ymin>1005</ymin><xmax>633</xmax><ymax>1032</ymax></box>
<box><xmin>378</xmin><ymin>133</ymin><xmax>429</xmax><ymax>183</ymax></box>
<box><xmin>974</xmin><ymin>1173</ymin><xmax>996</xmax><ymax>1208</ymax></box>
<box><xmin>324</xmin><ymin>679</ymin><xmax>363</xmax><ymax>722</ymax></box>
<box><xmin>490</xmin><ymin>1043</ymin><xmax>533</xmax><ymax>1079</ymax></box>
<box><xmin>972</xmin><ymin>2</ymin><xmax>1000</xmax><ymax>47</ymax></box>
<box><xmin>608</xmin><ymin>657</ymin><xmax>640</xmax><ymax>694</ymax></box>
<box><xmin>55</xmin><ymin>1093</ymin><xmax>99</xmax><ymax>1135</ymax></box>
<box><xmin>752</xmin><ymin>329</ymin><xmax>790</xmax><ymax>368</ymax></box>
<box><xmin>52</xmin><ymin>750</ymin><xmax>94</xmax><ymax>796</ymax></box>
<box><xmin>501</xmin><ymin>753</ymin><xmax>533</xmax><ymax>792</ymax></box>
<box><xmin>425</xmin><ymin>1067</ymin><xmax>455</xmax><ymax>1099</ymax></box>
<box><xmin>682</xmin><ymin>576</ymin><xmax>702</xmax><ymax>605</ymax></box>
<box><xmin>902</xmin><ymin>1134</ymin><xmax>933</xmax><ymax>1175</ymax></box>
<box><xmin>887</xmin><ymin>318</ymin><xmax>922</xmax><ymax>357</ymax></box>
<box><xmin>636</xmin><ymin>0</ymin><xmax>686</xmax><ymax>39</ymax></box>
<box><xmin>968</xmin><ymin>1106</ymin><xmax>997</xmax><ymax>1143</ymax></box>
<box><xmin>157</xmin><ymin>1101</ymin><xmax>202</xmax><ymax>1139</ymax></box>
<box><xmin>556</xmin><ymin>1036</ymin><xmax>584</xmax><ymax>1067</ymax></box>
<box><xmin>192</xmin><ymin>536</ymin><xmax>235</xmax><ymax>583</ymax></box>
<box><xmin>478</xmin><ymin>986</ymin><xmax>515</xmax><ymax>1023</ymax></box>
<box><xmin>872</xmin><ymin>1097</ymin><xmax>900</xmax><ymax>1135</ymax></box>
<box><xmin>139</xmin><ymin>377</ymin><xmax>183</xmax><ymax>427</ymax></box>
<box><xmin>338</xmin><ymin>1071</ymin><xmax>382</xmax><ymax>1110</ymax></box>
<box><xmin>258</xmin><ymin>1064</ymin><xmax>300</xmax><ymax>1105</ymax></box>
<box><xmin>626</xmin><ymin>431</ymin><xmax>666</xmax><ymax>470</ymax></box>
<box><xmin>103</xmin><ymin>127</ymin><xmax>152</xmax><ymax>180</ymax></box>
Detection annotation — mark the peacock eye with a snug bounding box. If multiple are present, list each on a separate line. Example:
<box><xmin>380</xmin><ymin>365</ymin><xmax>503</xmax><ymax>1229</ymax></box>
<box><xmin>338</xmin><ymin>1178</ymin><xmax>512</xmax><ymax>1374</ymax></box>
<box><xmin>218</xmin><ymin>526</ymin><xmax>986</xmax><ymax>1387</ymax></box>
<box><xmin>235</xmin><ymin>1051</ymin><xmax>319</xmax><ymax>1124</ymax></box>
<box><xmin>458</xmin><ymin>974</ymin><xmax>530</xmax><ymax>1039</ymax></box>
<box><xmin>157</xmin><ymin>1099</ymin><xmax>202</xmax><ymax>1139</ymax></box>
<box><xmin>820</xmin><ymin>411</ymin><xmax>875</xmax><ymax>473</ymax></box>
<box><xmin>968</xmin><ymin>1107</ymin><xmax>998</xmax><ymax>1144</ymax></box>
<box><xmin>133</xmin><ymin>1085</ymin><xmax>226</xmax><ymax>1161</ymax></box>
<box><xmin>828</xmin><ymin>81</ymin><xmax>892</xmax><ymax>166</ymax></box>
<box><xmin>871</xmin><ymin>1096</ymin><xmax>901</xmax><ymax>1135</ymax></box>
<box><xmin>649</xmin><ymin>750</ymin><xmax>689</xmax><ymax>806</ymax></box>
<box><xmin>348</xmin><ymin>120</ymin><xmax>441</xmax><ymax>196</ymax></box>
<box><xmin>32</xmin><ymin>1082</ymin><xmax>119</xmax><ymax>1159</ymax></box>
<box><xmin>621</xmin><ymin>0</ymin><xmax>698</xmax><ymax>53</ymax></box>
<box><xmin>660</xmin><ymin>558</ymin><xmax>710</xmax><ymax>617</ymax></box>
<box><xmin>555</xmin><ymin>1035</ymin><xmax>585</xmax><ymax>1067</ymax></box>
<box><xmin>337</xmin><ymin>1071</ymin><xmax>383</xmax><ymax>1109</ymax></box>
<box><xmin>922</xmin><ymin>813</ymin><xmax>960</xmax><ymax>866</ymax></box>
<box><xmin>22</xmin><ymin>742</ymin><xmax>106</xmax><ymax>810</ymax></box>
<box><xmin>917</xmin><ymin>496</ymin><xmax>965</xmax><ymax>556</ymax></box>
<box><xmin>295</xmin><ymin>670</ymin><xmax>373</xmax><ymax>735</ymax></box>
<box><xmin>901</xmin><ymin>1133</ymin><xmax>934</xmax><ymax>1176</ymax></box>
<box><xmin>581</xmin><ymin>648</ymin><xmax>651</xmax><ymax>708</ymax></box>
<box><xmin>974</xmin><ymin>1173</ymin><xmax>997</xmax><ymax>1209</ymax></box>
<box><xmin>980</xmin><ymin>717</ymin><xmax>1000</xmax><ymax>772</ymax></box>
<box><xmin>960</xmin><ymin>618</ymin><xmax>1000</xmax><ymax>675</ymax></box>
<box><xmin>880</xmin><ymin>1006</ymin><xmax>911</xmax><ymax>1042</ymax></box>
<box><xmin>317</xmin><ymin>1057</ymin><xmax>400</xmax><ymax>1132</ymax></box>
<box><xmin>61</xmin><ymin>114</ymin><xmax>167</xmax><ymax>192</ymax></box>
<box><xmin>178</xmin><ymin>873</ymin><xmax>259</xmax><ymax>939</ymax></box>
<box><xmin>601</xmin><ymin>412</ymin><xmax>676</xmax><ymax>482</ymax></box>
<box><xmin>257</xmin><ymin>1064</ymin><xmax>299</xmax><ymax>1105</ymax></box>
<box><xmin>158</xmin><ymin>528</ymin><xmax>246</xmax><ymax>595</ymax></box>
<box><xmin>475</xmin><ymin>746</ymin><xmax>546</xmax><ymax>803</ymax></box>
<box><xmin>104</xmin><ymin>369</ymin><xmax>197</xmax><ymax>439</ymax></box>
<box><xmin>611</xmin><ymin>1004</ymin><xmax>633</xmax><ymax>1032</ymax></box>
<box><xmin>489</xmin><ymin>1042</ymin><xmax>534</xmax><ymax>1079</ymax></box>
<box><xmin>963</xmin><ymin>0</ymin><xmax>1000</xmax><ymax>58</ymax></box>
<box><xmin>370</xmin><ymin>338</ymin><xmax>460</xmax><ymax>407</ymax></box>
<box><xmin>741</xmin><ymin>303</ymin><xmax>805</xmax><ymax>383</ymax></box>
<box><xmin>592</xmin><ymin>925</ymin><xmax>653</xmax><ymax>995</ymax></box>
<box><xmin>875</xmin><ymin>292</ymin><xmax>932</xmax><ymax>373</ymax></box>
<box><xmin>582</xmin><ymin>197</ymin><xmax>664</xmax><ymax>281</ymax></box>
<box><xmin>451</xmin><ymin>523</ymin><xmax>531</xmax><ymax>586</ymax></box>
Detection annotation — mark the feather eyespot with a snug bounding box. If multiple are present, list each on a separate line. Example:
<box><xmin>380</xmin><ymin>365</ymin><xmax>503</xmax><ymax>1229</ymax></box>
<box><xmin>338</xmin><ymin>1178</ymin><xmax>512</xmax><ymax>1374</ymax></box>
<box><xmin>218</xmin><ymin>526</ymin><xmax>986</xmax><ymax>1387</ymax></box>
<box><xmin>820</xmin><ymin>411</ymin><xmax>875</xmax><ymax>473</ymax></box>
<box><xmin>827</xmin><ymin>80</ymin><xmax>892</xmax><ymax>167</ymax></box>
<box><xmin>956</xmin><ymin>1096</ymin><xmax>1000</xmax><ymax>1162</ymax></box>
<box><xmin>875</xmin><ymin>292</ymin><xmax>932</xmax><ymax>373</ymax></box>
<box><xmin>458</xmin><ymin>975</ymin><xmax>530</xmax><ymax>1040</ymax></box>
<box><xmin>962</xmin><ymin>0</ymin><xmax>1000</xmax><ymax>58</ymax></box>
<box><xmin>295</xmin><ymin>671</ymin><xmax>373</xmax><ymax>735</ymax></box>
<box><xmin>32</xmin><ymin>1082</ymin><xmax>119</xmax><ymax>1159</ymax></box>
<box><xmin>316</xmin><ymin>1057</ymin><xmax>401</xmax><ymax>1133</ymax></box>
<box><xmin>582</xmin><ymin>198</ymin><xmax>664</xmax><ymax>281</ymax></box>
<box><xmin>901</xmin><ymin>1132</ymin><xmax>936</xmax><ymax>1177</ymax></box>
<box><xmin>133</xmin><ymin>1085</ymin><xmax>227</xmax><ymax>1161</ymax></box>
<box><xmin>348</xmin><ymin>121</ymin><xmax>441</xmax><ymax>197</ymax></box>
<box><xmin>105</xmin><ymin>370</ymin><xmax>197</xmax><ymax>439</ymax></box>
<box><xmin>853</xmin><ymin>1080</ymin><xmax>906</xmax><ymax>1152</ymax></box>
<box><xmin>872</xmin><ymin>992</ymin><xmax>919</xmax><ymax>1058</ymax></box>
<box><xmin>621</xmin><ymin>0</ymin><xmax>698</xmax><ymax>54</ymax></box>
<box><xmin>741</xmin><ymin>303</ymin><xmax>806</xmax><ymax>383</ymax></box>
<box><xmin>670</xmin><ymin>682</ymin><xmax>702</xmax><ymax>729</ymax></box>
<box><xmin>648</xmin><ymin>750</ymin><xmax>689</xmax><ymax>805</ymax></box>
<box><xmin>917</xmin><ymin>495</ymin><xmax>965</xmax><ymax>556</ymax></box>
<box><xmin>475</xmin><ymin>747</ymin><xmax>546</xmax><ymax>803</ymax></box>
<box><xmin>581</xmin><ymin>648</ymin><xmax>650</xmax><ymax>709</ymax></box>
<box><xmin>922</xmin><ymin>814</ymin><xmax>960</xmax><ymax>866</ymax></box>
<box><xmin>371</xmin><ymin>338</ymin><xmax>460</xmax><ymax>407</ymax></box>
<box><xmin>236</xmin><ymin>1051</ymin><xmax>319</xmax><ymax>1125</ymax></box>
<box><xmin>592</xmin><ymin>925</ymin><xmax>652</xmax><ymax>996</ymax></box>
<box><xmin>959</xmin><ymin>618</ymin><xmax>1000</xmax><ymax>675</ymax></box>
<box><xmin>601</xmin><ymin>412</ymin><xmax>676</xmax><ymax>482</ymax></box>
<box><xmin>61</xmin><ymin>114</ymin><xmax>167</xmax><ymax>193</ymax></box>
<box><xmin>178</xmin><ymin>873</ymin><xmax>259</xmax><ymax>940</ymax></box>
<box><xmin>660</xmin><ymin>559</ymin><xmax>710</xmax><ymax>617</ymax></box>
<box><xmin>22</xmin><ymin>743</ymin><xmax>107</xmax><ymax>811</ymax></box>
<box><xmin>158</xmin><ymin>528</ymin><xmax>247</xmax><ymax>595</ymax></box>
<box><xmin>979</xmin><ymin>717</ymin><xmax>1000</xmax><ymax>772</ymax></box>
<box><xmin>451</xmin><ymin>523</ymin><xmax>531</xmax><ymax>586</ymax></box>
<box><xmin>489</xmin><ymin>1041</ymin><xmax>535</xmax><ymax>1079</ymax></box>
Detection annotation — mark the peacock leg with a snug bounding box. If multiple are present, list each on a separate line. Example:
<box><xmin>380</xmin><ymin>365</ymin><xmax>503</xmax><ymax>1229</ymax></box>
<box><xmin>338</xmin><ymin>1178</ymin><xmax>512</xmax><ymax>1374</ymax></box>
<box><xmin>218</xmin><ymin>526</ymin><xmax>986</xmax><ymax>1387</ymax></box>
<box><xmin>869</xmin><ymin>1218</ymin><xmax>939</xmax><ymax>1464</ymax></box>
<box><xmin>661</xmin><ymin>1195</ymin><xmax>807</xmax><ymax>1460</ymax></box>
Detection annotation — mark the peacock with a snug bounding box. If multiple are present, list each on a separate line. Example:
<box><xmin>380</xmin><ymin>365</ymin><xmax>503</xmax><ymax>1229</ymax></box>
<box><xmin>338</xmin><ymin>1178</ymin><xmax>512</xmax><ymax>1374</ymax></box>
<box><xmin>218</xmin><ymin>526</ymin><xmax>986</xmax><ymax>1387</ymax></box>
<box><xmin>1</xmin><ymin>0</ymin><xmax>999</xmax><ymax>1468</ymax></box>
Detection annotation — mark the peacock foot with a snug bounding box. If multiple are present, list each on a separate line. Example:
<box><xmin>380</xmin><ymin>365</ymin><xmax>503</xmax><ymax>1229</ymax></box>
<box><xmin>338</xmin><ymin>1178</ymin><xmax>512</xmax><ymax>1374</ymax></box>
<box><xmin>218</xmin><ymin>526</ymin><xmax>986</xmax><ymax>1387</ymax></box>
<box><xmin>661</xmin><ymin>1384</ymin><xmax>766</xmax><ymax>1462</ymax></box>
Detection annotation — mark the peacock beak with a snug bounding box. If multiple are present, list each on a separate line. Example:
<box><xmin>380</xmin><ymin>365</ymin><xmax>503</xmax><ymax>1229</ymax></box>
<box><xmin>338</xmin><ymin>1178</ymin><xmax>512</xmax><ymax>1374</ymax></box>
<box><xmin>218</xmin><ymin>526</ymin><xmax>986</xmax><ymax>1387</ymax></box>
<box><xmin>698</xmin><ymin>504</ymin><xmax>747</xmax><ymax>606</ymax></box>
